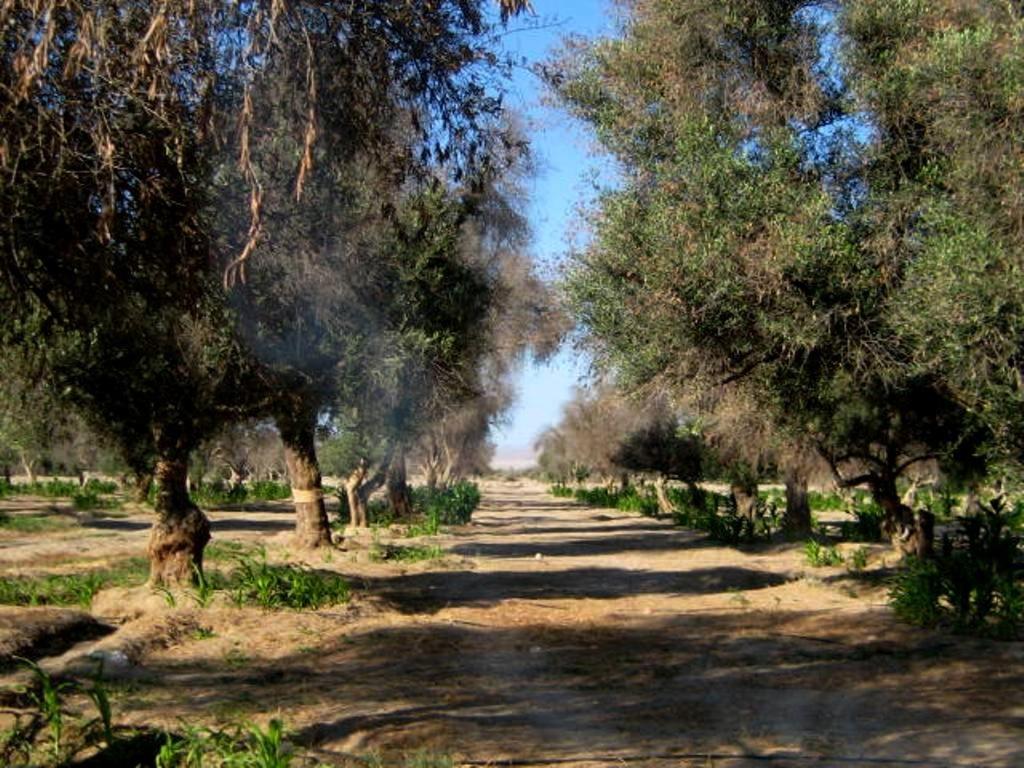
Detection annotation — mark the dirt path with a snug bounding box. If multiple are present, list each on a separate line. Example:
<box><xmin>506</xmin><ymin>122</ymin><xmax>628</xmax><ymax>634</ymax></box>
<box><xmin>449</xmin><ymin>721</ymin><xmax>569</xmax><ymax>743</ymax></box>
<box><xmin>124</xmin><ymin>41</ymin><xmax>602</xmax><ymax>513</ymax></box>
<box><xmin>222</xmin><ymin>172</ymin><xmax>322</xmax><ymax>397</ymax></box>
<box><xmin>4</xmin><ymin>480</ymin><xmax>1024</xmax><ymax>766</ymax></box>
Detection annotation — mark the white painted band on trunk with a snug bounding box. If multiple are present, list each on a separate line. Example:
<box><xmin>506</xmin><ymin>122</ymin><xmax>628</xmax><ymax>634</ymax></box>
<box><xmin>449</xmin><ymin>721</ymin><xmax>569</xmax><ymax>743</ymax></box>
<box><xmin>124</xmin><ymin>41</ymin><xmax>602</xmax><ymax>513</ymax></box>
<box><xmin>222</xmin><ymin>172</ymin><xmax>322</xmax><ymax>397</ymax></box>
<box><xmin>291</xmin><ymin>488</ymin><xmax>324</xmax><ymax>503</ymax></box>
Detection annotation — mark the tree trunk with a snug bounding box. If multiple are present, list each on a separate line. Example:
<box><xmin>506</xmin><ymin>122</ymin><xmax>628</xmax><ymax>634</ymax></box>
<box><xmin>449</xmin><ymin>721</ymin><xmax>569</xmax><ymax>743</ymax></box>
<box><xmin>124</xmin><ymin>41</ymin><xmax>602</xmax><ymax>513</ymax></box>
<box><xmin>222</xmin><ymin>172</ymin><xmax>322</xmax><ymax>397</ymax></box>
<box><xmin>731</xmin><ymin>481</ymin><xmax>757</xmax><ymax>520</ymax></box>
<box><xmin>387</xmin><ymin>447</ymin><xmax>414</xmax><ymax>520</ymax></box>
<box><xmin>277</xmin><ymin>413</ymin><xmax>332</xmax><ymax>549</ymax></box>
<box><xmin>783</xmin><ymin>469</ymin><xmax>811</xmax><ymax>537</ymax></box>
<box><xmin>147</xmin><ymin>456</ymin><xmax>210</xmax><ymax>586</ymax></box>
<box><xmin>875</xmin><ymin>478</ymin><xmax>933</xmax><ymax>559</ymax></box>
<box><xmin>134</xmin><ymin>471</ymin><xmax>153</xmax><ymax>504</ymax></box>
<box><xmin>345</xmin><ymin>464</ymin><xmax>369</xmax><ymax>528</ymax></box>
<box><xmin>654</xmin><ymin>476</ymin><xmax>674</xmax><ymax>517</ymax></box>
<box><xmin>20</xmin><ymin>454</ymin><xmax>36</xmax><ymax>484</ymax></box>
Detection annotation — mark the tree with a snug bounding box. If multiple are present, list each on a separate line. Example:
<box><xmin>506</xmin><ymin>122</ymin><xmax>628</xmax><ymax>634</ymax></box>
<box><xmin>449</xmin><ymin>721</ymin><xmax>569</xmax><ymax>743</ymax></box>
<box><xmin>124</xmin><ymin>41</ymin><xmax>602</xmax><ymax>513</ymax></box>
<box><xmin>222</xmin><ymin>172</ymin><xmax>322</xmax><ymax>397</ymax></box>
<box><xmin>612</xmin><ymin>403</ymin><xmax>703</xmax><ymax>515</ymax></box>
<box><xmin>0</xmin><ymin>0</ymin><xmax>532</xmax><ymax>579</ymax></box>
<box><xmin>553</xmin><ymin>0</ymin><xmax>999</xmax><ymax>556</ymax></box>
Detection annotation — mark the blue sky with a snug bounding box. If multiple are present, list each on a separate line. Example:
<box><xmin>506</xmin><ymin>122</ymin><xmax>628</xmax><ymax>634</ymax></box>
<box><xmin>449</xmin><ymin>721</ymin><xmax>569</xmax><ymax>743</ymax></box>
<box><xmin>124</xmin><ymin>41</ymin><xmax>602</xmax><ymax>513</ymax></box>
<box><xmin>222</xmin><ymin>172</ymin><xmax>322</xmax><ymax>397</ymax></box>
<box><xmin>490</xmin><ymin>0</ymin><xmax>615</xmax><ymax>466</ymax></box>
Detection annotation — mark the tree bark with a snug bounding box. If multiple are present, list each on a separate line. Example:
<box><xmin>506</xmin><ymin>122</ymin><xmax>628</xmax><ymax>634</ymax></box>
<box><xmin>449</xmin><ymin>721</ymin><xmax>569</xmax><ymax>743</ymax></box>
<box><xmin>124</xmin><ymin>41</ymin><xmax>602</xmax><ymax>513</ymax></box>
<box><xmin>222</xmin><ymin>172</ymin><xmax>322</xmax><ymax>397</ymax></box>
<box><xmin>875</xmin><ymin>477</ymin><xmax>934</xmax><ymax>558</ymax></box>
<box><xmin>345</xmin><ymin>463</ymin><xmax>369</xmax><ymax>528</ymax></box>
<box><xmin>20</xmin><ymin>454</ymin><xmax>36</xmax><ymax>484</ymax></box>
<box><xmin>134</xmin><ymin>471</ymin><xmax>153</xmax><ymax>504</ymax></box>
<box><xmin>147</xmin><ymin>456</ymin><xmax>210</xmax><ymax>586</ymax></box>
<box><xmin>730</xmin><ymin>480</ymin><xmax>757</xmax><ymax>520</ymax></box>
<box><xmin>387</xmin><ymin>446</ymin><xmax>414</xmax><ymax>520</ymax></box>
<box><xmin>783</xmin><ymin>469</ymin><xmax>812</xmax><ymax>537</ymax></box>
<box><xmin>654</xmin><ymin>476</ymin><xmax>674</xmax><ymax>517</ymax></box>
<box><xmin>277</xmin><ymin>412</ymin><xmax>332</xmax><ymax>549</ymax></box>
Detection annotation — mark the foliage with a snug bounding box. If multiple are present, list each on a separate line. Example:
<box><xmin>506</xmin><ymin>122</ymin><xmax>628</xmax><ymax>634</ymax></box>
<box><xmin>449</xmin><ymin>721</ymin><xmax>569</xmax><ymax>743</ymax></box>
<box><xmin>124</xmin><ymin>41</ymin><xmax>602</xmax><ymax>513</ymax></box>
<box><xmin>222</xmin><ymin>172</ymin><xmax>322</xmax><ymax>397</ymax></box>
<box><xmin>552</xmin><ymin>0</ymin><xmax>1009</xmax><ymax>556</ymax></box>
<box><xmin>227</xmin><ymin>551</ymin><xmax>350</xmax><ymax>611</ymax></box>
<box><xmin>156</xmin><ymin>719</ymin><xmax>294</xmax><ymax>768</ymax></box>
<box><xmin>411</xmin><ymin>481</ymin><xmax>482</xmax><ymax>528</ymax></box>
<box><xmin>370</xmin><ymin>544</ymin><xmax>445</xmax><ymax>564</ymax></box>
<box><xmin>847</xmin><ymin>546</ymin><xmax>870</xmax><ymax>573</ymax></box>
<box><xmin>0</xmin><ymin>513</ymin><xmax>76</xmax><ymax>534</ymax></box>
<box><xmin>889</xmin><ymin>499</ymin><xmax>1023</xmax><ymax>637</ymax></box>
<box><xmin>804</xmin><ymin>540</ymin><xmax>844</xmax><ymax>568</ymax></box>
<box><xmin>839</xmin><ymin>500</ymin><xmax>886</xmax><ymax>543</ymax></box>
<box><xmin>0</xmin><ymin>559</ymin><xmax>147</xmax><ymax>607</ymax></box>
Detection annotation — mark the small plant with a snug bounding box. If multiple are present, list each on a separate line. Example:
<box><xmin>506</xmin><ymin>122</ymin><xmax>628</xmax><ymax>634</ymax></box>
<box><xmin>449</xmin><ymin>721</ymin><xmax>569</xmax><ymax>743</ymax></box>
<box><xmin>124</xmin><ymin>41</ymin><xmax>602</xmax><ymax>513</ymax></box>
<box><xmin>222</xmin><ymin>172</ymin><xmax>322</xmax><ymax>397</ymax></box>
<box><xmin>84</xmin><ymin>662</ymin><xmax>114</xmax><ymax>746</ymax></box>
<box><xmin>847</xmin><ymin>546</ymin><xmax>870</xmax><ymax>572</ymax></box>
<box><xmin>804</xmin><ymin>539</ymin><xmax>844</xmax><ymax>567</ymax></box>
<box><xmin>549</xmin><ymin>484</ymin><xmax>575</xmax><ymax>498</ymax></box>
<box><xmin>370</xmin><ymin>544</ymin><xmax>444</xmax><ymax>564</ymax></box>
<box><xmin>191</xmin><ymin>627</ymin><xmax>217</xmax><ymax>640</ymax></box>
<box><xmin>156</xmin><ymin>719</ymin><xmax>294</xmax><ymax>767</ymax></box>
<box><xmin>229</xmin><ymin>549</ymin><xmax>350</xmax><ymax>610</ymax></box>
<box><xmin>18</xmin><ymin>657</ymin><xmax>75</xmax><ymax>761</ymax></box>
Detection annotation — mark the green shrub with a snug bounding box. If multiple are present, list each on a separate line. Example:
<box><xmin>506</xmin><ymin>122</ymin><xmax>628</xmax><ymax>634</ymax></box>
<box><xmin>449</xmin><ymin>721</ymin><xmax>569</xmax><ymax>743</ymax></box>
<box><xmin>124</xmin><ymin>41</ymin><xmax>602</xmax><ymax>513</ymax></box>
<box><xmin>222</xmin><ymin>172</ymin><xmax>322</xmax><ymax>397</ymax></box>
<box><xmin>804</xmin><ymin>539</ymin><xmax>844</xmax><ymax>567</ymax></box>
<box><xmin>670</xmin><ymin>487</ymin><xmax>779</xmax><ymax>544</ymax></box>
<box><xmin>839</xmin><ymin>499</ymin><xmax>885</xmax><ymax>542</ymax></box>
<box><xmin>807</xmin><ymin>490</ymin><xmax>847</xmax><ymax>511</ymax></box>
<box><xmin>247</xmin><ymin>480</ymin><xmax>291</xmax><ymax>501</ymax></box>
<box><xmin>549</xmin><ymin>484</ymin><xmax>575</xmax><ymax>498</ymax></box>
<box><xmin>890</xmin><ymin>556</ymin><xmax>945</xmax><ymax>627</ymax></box>
<box><xmin>889</xmin><ymin>498</ymin><xmax>1023</xmax><ymax>637</ymax></box>
<box><xmin>228</xmin><ymin>551</ymin><xmax>349</xmax><ymax>610</ymax></box>
<box><xmin>0</xmin><ymin>512</ymin><xmax>75</xmax><ymax>533</ymax></box>
<box><xmin>410</xmin><ymin>481</ymin><xmax>481</xmax><ymax>530</ymax></box>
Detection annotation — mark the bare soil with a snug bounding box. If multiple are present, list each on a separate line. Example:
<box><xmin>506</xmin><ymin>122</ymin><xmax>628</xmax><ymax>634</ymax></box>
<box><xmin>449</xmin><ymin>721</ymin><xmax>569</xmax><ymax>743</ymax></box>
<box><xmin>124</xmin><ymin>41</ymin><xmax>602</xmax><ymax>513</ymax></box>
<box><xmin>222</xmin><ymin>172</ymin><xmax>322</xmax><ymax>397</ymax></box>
<box><xmin>1</xmin><ymin>479</ymin><xmax>1022</xmax><ymax>767</ymax></box>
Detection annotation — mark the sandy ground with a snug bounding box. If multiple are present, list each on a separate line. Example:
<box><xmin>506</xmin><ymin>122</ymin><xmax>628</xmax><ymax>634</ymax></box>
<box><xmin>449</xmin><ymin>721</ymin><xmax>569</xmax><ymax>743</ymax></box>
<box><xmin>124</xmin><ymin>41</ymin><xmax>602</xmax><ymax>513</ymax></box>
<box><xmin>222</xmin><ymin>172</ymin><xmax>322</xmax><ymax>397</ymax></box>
<box><xmin>1</xmin><ymin>479</ymin><xmax>1023</xmax><ymax>767</ymax></box>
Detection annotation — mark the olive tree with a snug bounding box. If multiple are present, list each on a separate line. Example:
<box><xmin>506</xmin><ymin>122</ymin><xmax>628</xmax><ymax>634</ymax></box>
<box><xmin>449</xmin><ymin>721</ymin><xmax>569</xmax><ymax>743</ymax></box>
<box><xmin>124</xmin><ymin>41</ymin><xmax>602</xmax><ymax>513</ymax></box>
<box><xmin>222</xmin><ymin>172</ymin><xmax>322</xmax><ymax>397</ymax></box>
<box><xmin>553</xmin><ymin>0</ymin><xmax>996</xmax><ymax>556</ymax></box>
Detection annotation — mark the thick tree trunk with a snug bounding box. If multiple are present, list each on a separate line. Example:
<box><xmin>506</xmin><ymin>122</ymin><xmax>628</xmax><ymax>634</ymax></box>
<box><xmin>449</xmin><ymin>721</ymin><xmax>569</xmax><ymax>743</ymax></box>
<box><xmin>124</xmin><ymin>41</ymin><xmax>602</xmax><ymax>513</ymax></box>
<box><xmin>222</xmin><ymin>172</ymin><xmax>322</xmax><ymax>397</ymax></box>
<box><xmin>277</xmin><ymin>413</ymin><xmax>332</xmax><ymax>549</ymax></box>
<box><xmin>783</xmin><ymin>469</ymin><xmax>812</xmax><ymax>537</ymax></box>
<box><xmin>654</xmin><ymin>476</ymin><xmax>674</xmax><ymax>517</ymax></box>
<box><xmin>731</xmin><ymin>481</ymin><xmax>758</xmax><ymax>520</ymax></box>
<box><xmin>875</xmin><ymin>478</ymin><xmax>934</xmax><ymax>558</ymax></box>
<box><xmin>387</xmin><ymin>447</ymin><xmax>414</xmax><ymax>520</ymax></box>
<box><xmin>148</xmin><ymin>456</ymin><xmax>210</xmax><ymax>586</ymax></box>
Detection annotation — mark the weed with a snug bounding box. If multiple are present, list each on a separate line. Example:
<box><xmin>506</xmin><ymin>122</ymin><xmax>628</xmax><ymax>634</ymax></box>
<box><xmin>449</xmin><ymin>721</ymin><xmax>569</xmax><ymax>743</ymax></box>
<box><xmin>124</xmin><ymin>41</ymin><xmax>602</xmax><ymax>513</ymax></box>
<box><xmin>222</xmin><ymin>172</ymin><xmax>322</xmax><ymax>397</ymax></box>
<box><xmin>156</xmin><ymin>719</ymin><xmax>294</xmax><ymax>767</ymax></box>
<box><xmin>223</xmin><ymin>648</ymin><xmax>250</xmax><ymax>668</ymax></box>
<box><xmin>229</xmin><ymin>549</ymin><xmax>350</xmax><ymax>610</ymax></box>
<box><xmin>804</xmin><ymin>540</ymin><xmax>844</xmax><ymax>567</ymax></box>
<box><xmin>191</xmin><ymin>627</ymin><xmax>216</xmax><ymax>641</ymax></box>
<box><xmin>839</xmin><ymin>499</ymin><xmax>885</xmax><ymax>542</ymax></box>
<box><xmin>370</xmin><ymin>544</ymin><xmax>444</xmax><ymax>564</ymax></box>
<box><xmin>847</xmin><ymin>546</ymin><xmax>870</xmax><ymax>572</ymax></box>
<box><xmin>18</xmin><ymin>657</ymin><xmax>74</xmax><ymax>761</ymax></box>
<box><xmin>84</xmin><ymin>662</ymin><xmax>114</xmax><ymax>746</ymax></box>
<box><xmin>0</xmin><ymin>512</ymin><xmax>74</xmax><ymax>533</ymax></box>
<box><xmin>0</xmin><ymin>557</ymin><xmax>147</xmax><ymax>608</ymax></box>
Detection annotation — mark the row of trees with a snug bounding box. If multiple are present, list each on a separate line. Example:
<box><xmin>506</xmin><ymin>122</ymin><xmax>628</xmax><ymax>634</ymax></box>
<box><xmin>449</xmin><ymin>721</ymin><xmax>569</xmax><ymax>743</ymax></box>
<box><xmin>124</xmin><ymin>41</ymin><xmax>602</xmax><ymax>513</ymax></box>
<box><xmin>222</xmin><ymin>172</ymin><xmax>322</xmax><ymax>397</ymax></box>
<box><xmin>0</xmin><ymin>1</ymin><xmax>555</xmax><ymax>583</ymax></box>
<box><xmin>552</xmin><ymin>0</ymin><xmax>1024</xmax><ymax>555</ymax></box>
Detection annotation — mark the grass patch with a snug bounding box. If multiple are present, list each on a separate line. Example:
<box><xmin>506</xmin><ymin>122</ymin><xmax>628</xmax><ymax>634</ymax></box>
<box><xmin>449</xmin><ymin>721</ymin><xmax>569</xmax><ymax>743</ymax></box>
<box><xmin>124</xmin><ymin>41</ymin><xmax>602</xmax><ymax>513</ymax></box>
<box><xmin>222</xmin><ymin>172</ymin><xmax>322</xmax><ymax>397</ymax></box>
<box><xmin>370</xmin><ymin>544</ymin><xmax>444</xmax><ymax>564</ymax></box>
<box><xmin>227</xmin><ymin>550</ymin><xmax>350</xmax><ymax>610</ymax></box>
<box><xmin>804</xmin><ymin>539</ymin><xmax>844</xmax><ymax>567</ymax></box>
<box><xmin>0</xmin><ymin>557</ymin><xmax>148</xmax><ymax>608</ymax></box>
<box><xmin>0</xmin><ymin>512</ymin><xmax>75</xmax><ymax>534</ymax></box>
<box><xmin>204</xmin><ymin>540</ymin><xmax>257</xmax><ymax>562</ymax></box>
<box><xmin>157</xmin><ymin>719</ymin><xmax>296</xmax><ymax>767</ymax></box>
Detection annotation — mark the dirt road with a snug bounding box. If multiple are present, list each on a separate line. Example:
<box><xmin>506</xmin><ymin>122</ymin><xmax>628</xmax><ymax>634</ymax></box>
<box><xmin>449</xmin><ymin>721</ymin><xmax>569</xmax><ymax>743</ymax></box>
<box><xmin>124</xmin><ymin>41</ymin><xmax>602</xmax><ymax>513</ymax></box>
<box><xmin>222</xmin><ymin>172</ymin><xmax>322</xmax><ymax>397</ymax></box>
<box><xmin>3</xmin><ymin>480</ymin><xmax>1024</xmax><ymax>766</ymax></box>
